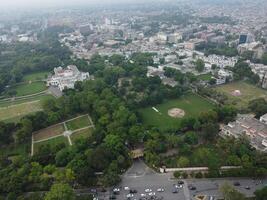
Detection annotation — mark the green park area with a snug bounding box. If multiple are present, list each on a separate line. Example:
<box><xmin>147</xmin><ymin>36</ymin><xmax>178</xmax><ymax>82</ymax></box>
<box><xmin>197</xmin><ymin>73</ymin><xmax>213</xmax><ymax>81</ymax></box>
<box><xmin>22</xmin><ymin>71</ymin><xmax>50</xmax><ymax>82</ymax></box>
<box><xmin>70</xmin><ymin>127</ymin><xmax>93</xmax><ymax>143</ymax></box>
<box><xmin>34</xmin><ymin>135</ymin><xmax>69</xmax><ymax>154</ymax></box>
<box><xmin>32</xmin><ymin>115</ymin><xmax>94</xmax><ymax>155</ymax></box>
<box><xmin>214</xmin><ymin>81</ymin><xmax>267</xmax><ymax>109</ymax></box>
<box><xmin>0</xmin><ymin>94</ymin><xmax>54</xmax><ymax>122</ymax></box>
<box><xmin>65</xmin><ymin>115</ymin><xmax>93</xmax><ymax>131</ymax></box>
<box><xmin>139</xmin><ymin>93</ymin><xmax>214</xmax><ymax>130</ymax></box>
<box><xmin>10</xmin><ymin>82</ymin><xmax>47</xmax><ymax>97</ymax></box>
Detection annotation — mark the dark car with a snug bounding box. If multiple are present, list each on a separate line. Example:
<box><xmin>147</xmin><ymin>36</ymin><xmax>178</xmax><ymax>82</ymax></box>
<box><xmin>234</xmin><ymin>182</ymin><xmax>241</xmax><ymax>186</ymax></box>
<box><xmin>188</xmin><ymin>185</ymin><xmax>196</xmax><ymax>190</ymax></box>
<box><xmin>130</xmin><ymin>189</ymin><xmax>138</xmax><ymax>193</ymax></box>
<box><xmin>245</xmin><ymin>186</ymin><xmax>250</xmax><ymax>190</ymax></box>
<box><xmin>172</xmin><ymin>188</ymin><xmax>178</xmax><ymax>193</ymax></box>
<box><xmin>109</xmin><ymin>195</ymin><xmax>116</xmax><ymax>199</ymax></box>
<box><xmin>178</xmin><ymin>180</ymin><xmax>184</xmax><ymax>185</ymax></box>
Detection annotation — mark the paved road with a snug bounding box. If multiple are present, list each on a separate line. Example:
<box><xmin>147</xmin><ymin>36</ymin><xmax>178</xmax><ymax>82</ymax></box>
<box><xmin>96</xmin><ymin>159</ymin><xmax>267</xmax><ymax>200</ymax></box>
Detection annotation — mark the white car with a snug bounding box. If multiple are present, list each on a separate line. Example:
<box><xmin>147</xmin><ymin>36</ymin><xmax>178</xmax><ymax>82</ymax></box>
<box><xmin>148</xmin><ymin>192</ymin><xmax>156</xmax><ymax>196</ymax></box>
<box><xmin>140</xmin><ymin>193</ymin><xmax>146</xmax><ymax>197</ymax></box>
<box><xmin>145</xmin><ymin>189</ymin><xmax>152</xmax><ymax>193</ymax></box>
<box><xmin>157</xmin><ymin>188</ymin><xmax>164</xmax><ymax>192</ymax></box>
<box><xmin>124</xmin><ymin>186</ymin><xmax>130</xmax><ymax>191</ymax></box>
<box><xmin>175</xmin><ymin>184</ymin><xmax>183</xmax><ymax>188</ymax></box>
<box><xmin>126</xmin><ymin>194</ymin><xmax>134</xmax><ymax>198</ymax></box>
<box><xmin>113</xmin><ymin>188</ymin><xmax>120</xmax><ymax>192</ymax></box>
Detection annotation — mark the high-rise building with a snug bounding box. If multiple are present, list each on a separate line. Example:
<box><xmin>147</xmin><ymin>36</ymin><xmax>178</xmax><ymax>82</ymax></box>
<box><xmin>239</xmin><ymin>33</ymin><xmax>253</xmax><ymax>44</ymax></box>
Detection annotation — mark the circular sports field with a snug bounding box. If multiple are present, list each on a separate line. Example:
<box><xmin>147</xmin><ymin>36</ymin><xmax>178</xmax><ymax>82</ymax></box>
<box><xmin>168</xmin><ymin>108</ymin><xmax>185</xmax><ymax>118</ymax></box>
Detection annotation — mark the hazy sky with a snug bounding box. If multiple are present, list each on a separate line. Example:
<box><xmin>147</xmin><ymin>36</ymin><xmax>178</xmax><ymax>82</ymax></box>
<box><xmin>0</xmin><ymin>0</ymin><xmax>155</xmax><ymax>8</ymax></box>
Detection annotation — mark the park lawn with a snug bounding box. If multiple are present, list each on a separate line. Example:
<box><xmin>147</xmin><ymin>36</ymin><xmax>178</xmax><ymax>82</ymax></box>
<box><xmin>0</xmin><ymin>94</ymin><xmax>54</xmax><ymax>107</ymax></box>
<box><xmin>12</xmin><ymin>82</ymin><xmax>47</xmax><ymax>96</ymax></box>
<box><xmin>70</xmin><ymin>127</ymin><xmax>93</xmax><ymax>143</ymax></box>
<box><xmin>66</xmin><ymin>115</ymin><xmax>92</xmax><ymax>131</ymax></box>
<box><xmin>139</xmin><ymin>93</ymin><xmax>215</xmax><ymax>130</ymax></box>
<box><xmin>34</xmin><ymin>135</ymin><xmax>69</xmax><ymax>154</ymax></box>
<box><xmin>214</xmin><ymin>81</ymin><xmax>267</xmax><ymax>109</ymax></box>
<box><xmin>0</xmin><ymin>95</ymin><xmax>54</xmax><ymax>122</ymax></box>
<box><xmin>33</xmin><ymin>124</ymin><xmax>65</xmax><ymax>142</ymax></box>
<box><xmin>197</xmin><ymin>73</ymin><xmax>213</xmax><ymax>81</ymax></box>
<box><xmin>0</xmin><ymin>100</ymin><xmax>43</xmax><ymax>122</ymax></box>
<box><xmin>23</xmin><ymin>71</ymin><xmax>49</xmax><ymax>82</ymax></box>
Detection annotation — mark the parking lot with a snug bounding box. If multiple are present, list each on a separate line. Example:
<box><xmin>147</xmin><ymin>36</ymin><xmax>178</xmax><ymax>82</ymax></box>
<box><xmin>96</xmin><ymin>159</ymin><xmax>267</xmax><ymax>200</ymax></box>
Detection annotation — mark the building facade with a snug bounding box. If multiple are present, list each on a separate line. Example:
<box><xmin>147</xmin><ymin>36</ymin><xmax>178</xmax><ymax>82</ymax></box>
<box><xmin>47</xmin><ymin>65</ymin><xmax>90</xmax><ymax>91</ymax></box>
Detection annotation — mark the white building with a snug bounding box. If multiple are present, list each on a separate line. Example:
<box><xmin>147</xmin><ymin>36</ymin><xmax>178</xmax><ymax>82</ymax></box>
<box><xmin>47</xmin><ymin>65</ymin><xmax>90</xmax><ymax>91</ymax></box>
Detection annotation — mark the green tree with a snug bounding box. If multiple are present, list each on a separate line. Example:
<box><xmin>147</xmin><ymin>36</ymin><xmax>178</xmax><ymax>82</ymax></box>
<box><xmin>195</xmin><ymin>59</ymin><xmax>205</xmax><ymax>72</ymax></box>
<box><xmin>177</xmin><ymin>156</ymin><xmax>190</xmax><ymax>167</ymax></box>
<box><xmin>254</xmin><ymin>186</ymin><xmax>267</xmax><ymax>200</ymax></box>
<box><xmin>220</xmin><ymin>183</ymin><xmax>245</xmax><ymax>200</ymax></box>
<box><xmin>44</xmin><ymin>183</ymin><xmax>75</xmax><ymax>200</ymax></box>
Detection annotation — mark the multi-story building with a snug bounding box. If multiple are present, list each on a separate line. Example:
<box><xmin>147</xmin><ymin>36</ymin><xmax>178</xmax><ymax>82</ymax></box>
<box><xmin>47</xmin><ymin>65</ymin><xmax>90</xmax><ymax>91</ymax></box>
<box><xmin>220</xmin><ymin>114</ymin><xmax>267</xmax><ymax>152</ymax></box>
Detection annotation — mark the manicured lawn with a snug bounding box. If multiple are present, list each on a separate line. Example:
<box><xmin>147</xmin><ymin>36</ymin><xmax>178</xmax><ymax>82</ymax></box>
<box><xmin>197</xmin><ymin>73</ymin><xmax>213</xmax><ymax>81</ymax></box>
<box><xmin>214</xmin><ymin>81</ymin><xmax>267</xmax><ymax>109</ymax></box>
<box><xmin>0</xmin><ymin>95</ymin><xmax>54</xmax><ymax>122</ymax></box>
<box><xmin>34</xmin><ymin>135</ymin><xmax>68</xmax><ymax>154</ymax></box>
<box><xmin>71</xmin><ymin>127</ymin><xmax>93</xmax><ymax>143</ymax></box>
<box><xmin>66</xmin><ymin>115</ymin><xmax>92</xmax><ymax>131</ymax></box>
<box><xmin>12</xmin><ymin>82</ymin><xmax>47</xmax><ymax>96</ymax></box>
<box><xmin>33</xmin><ymin>124</ymin><xmax>65</xmax><ymax>142</ymax></box>
<box><xmin>23</xmin><ymin>71</ymin><xmax>49</xmax><ymax>82</ymax></box>
<box><xmin>0</xmin><ymin>94</ymin><xmax>54</xmax><ymax>107</ymax></box>
<box><xmin>139</xmin><ymin>93</ymin><xmax>215</xmax><ymax>130</ymax></box>
<box><xmin>0</xmin><ymin>100</ymin><xmax>42</xmax><ymax>121</ymax></box>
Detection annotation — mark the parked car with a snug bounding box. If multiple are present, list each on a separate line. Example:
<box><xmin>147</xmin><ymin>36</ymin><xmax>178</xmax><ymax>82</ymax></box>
<box><xmin>234</xmin><ymin>182</ymin><xmax>241</xmax><ymax>186</ymax></box>
<box><xmin>172</xmin><ymin>188</ymin><xmax>178</xmax><ymax>193</ymax></box>
<box><xmin>130</xmin><ymin>189</ymin><xmax>138</xmax><ymax>193</ymax></box>
<box><xmin>188</xmin><ymin>185</ymin><xmax>196</xmax><ymax>190</ymax></box>
<box><xmin>126</xmin><ymin>193</ymin><xmax>134</xmax><ymax>198</ymax></box>
<box><xmin>245</xmin><ymin>186</ymin><xmax>250</xmax><ymax>190</ymax></box>
<box><xmin>157</xmin><ymin>188</ymin><xmax>164</xmax><ymax>192</ymax></box>
<box><xmin>145</xmin><ymin>188</ymin><xmax>152</xmax><ymax>193</ymax></box>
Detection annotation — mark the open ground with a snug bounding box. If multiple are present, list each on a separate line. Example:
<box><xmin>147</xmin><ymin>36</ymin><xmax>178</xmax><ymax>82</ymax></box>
<box><xmin>139</xmin><ymin>93</ymin><xmax>215</xmax><ymax>130</ymax></box>
<box><xmin>214</xmin><ymin>81</ymin><xmax>267</xmax><ymax>109</ymax></box>
<box><xmin>32</xmin><ymin>114</ymin><xmax>95</xmax><ymax>155</ymax></box>
<box><xmin>0</xmin><ymin>94</ymin><xmax>54</xmax><ymax>122</ymax></box>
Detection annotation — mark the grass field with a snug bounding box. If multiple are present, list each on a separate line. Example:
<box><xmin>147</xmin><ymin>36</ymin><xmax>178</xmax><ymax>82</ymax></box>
<box><xmin>0</xmin><ymin>100</ymin><xmax>42</xmax><ymax>122</ymax></box>
<box><xmin>66</xmin><ymin>115</ymin><xmax>92</xmax><ymax>131</ymax></box>
<box><xmin>71</xmin><ymin>127</ymin><xmax>93</xmax><ymax>143</ymax></box>
<box><xmin>214</xmin><ymin>81</ymin><xmax>267</xmax><ymax>109</ymax></box>
<box><xmin>34</xmin><ymin>135</ymin><xmax>69</xmax><ymax>154</ymax></box>
<box><xmin>0</xmin><ymin>94</ymin><xmax>54</xmax><ymax>107</ymax></box>
<box><xmin>139</xmin><ymin>93</ymin><xmax>215</xmax><ymax>130</ymax></box>
<box><xmin>33</xmin><ymin>124</ymin><xmax>65</xmax><ymax>142</ymax></box>
<box><xmin>23</xmin><ymin>71</ymin><xmax>49</xmax><ymax>82</ymax></box>
<box><xmin>11</xmin><ymin>82</ymin><xmax>47</xmax><ymax>97</ymax></box>
<box><xmin>32</xmin><ymin>115</ymin><xmax>95</xmax><ymax>155</ymax></box>
<box><xmin>197</xmin><ymin>73</ymin><xmax>213</xmax><ymax>81</ymax></box>
<box><xmin>0</xmin><ymin>95</ymin><xmax>54</xmax><ymax>122</ymax></box>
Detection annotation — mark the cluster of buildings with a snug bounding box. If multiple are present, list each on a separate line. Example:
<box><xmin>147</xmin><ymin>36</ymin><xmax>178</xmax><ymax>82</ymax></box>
<box><xmin>221</xmin><ymin>114</ymin><xmax>267</xmax><ymax>152</ymax></box>
<box><xmin>146</xmin><ymin>66</ymin><xmax>177</xmax><ymax>87</ymax></box>
<box><xmin>47</xmin><ymin>65</ymin><xmax>90</xmax><ymax>91</ymax></box>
